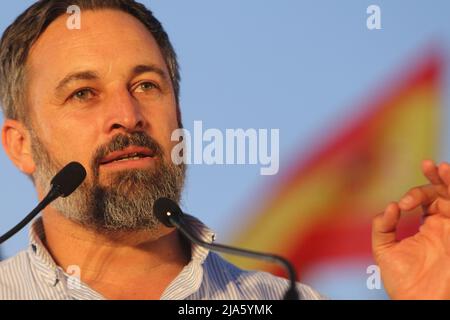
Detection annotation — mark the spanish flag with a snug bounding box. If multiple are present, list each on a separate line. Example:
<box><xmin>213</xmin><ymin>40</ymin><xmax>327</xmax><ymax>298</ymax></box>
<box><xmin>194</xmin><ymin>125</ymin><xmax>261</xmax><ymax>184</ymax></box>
<box><xmin>229</xmin><ymin>50</ymin><xmax>443</xmax><ymax>281</ymax></box>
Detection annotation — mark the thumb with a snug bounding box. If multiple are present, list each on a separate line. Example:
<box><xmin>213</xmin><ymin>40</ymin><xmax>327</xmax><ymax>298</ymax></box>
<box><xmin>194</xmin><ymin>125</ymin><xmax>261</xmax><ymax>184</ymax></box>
<box><xmin>372</xmin><ymin>202</ymin><xmax>401</xmax><ymax>260</ymax></box>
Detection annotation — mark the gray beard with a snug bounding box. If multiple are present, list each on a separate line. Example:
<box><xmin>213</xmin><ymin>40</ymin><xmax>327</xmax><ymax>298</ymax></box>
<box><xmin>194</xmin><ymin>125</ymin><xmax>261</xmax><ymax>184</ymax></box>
<box><xmin>29</xmin><ymin>130</ymin><xmax>186</xmax><ymax>233</ymax></box>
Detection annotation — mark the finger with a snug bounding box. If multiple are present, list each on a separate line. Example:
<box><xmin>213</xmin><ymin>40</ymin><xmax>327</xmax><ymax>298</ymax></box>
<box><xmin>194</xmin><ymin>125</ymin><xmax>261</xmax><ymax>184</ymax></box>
<box><xmin>398</xmin><ymin>185</ymin><xmax>440</xmax><ymax>211</ymax></box>
<box><xmin>438</xmin><ymin>162</ymin><xmax>450</xmax><ymax>194</ymax></box>
<box><xmin>422</xmin><ymin>159</ymin><xmax>443</xmax><ymax>185</ymax></box>
<box><xmin>426</xmin><ymin>198</ymin><xmax>450</xmax><ymax>218</ymax></box>
<box><xmin>372</xmin><ymin>202</ymin><xmax>401</xmax><ymax>253</ymax></box>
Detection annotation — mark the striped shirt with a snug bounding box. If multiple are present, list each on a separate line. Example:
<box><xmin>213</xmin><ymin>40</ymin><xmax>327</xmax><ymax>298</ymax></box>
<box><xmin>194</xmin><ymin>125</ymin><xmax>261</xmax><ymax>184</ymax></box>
<box><xmin>0</xmin><ymin>215</ymin><xmax>324</xmax><ymax>300</ymax></box>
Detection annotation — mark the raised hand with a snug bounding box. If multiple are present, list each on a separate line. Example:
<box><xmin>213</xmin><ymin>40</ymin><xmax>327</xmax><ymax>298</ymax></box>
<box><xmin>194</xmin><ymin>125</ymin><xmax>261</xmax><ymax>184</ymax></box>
<box><xmin>372</xmin><ymin>160</ymin><xmax>450</xmax><ymax>299</ymax></box>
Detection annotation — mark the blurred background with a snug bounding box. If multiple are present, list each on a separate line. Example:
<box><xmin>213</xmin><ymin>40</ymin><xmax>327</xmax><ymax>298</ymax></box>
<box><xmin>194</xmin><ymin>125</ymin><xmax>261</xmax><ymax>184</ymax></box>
<box><xmin>1</xmin><ymin>0</ymin><xmax>450</xmax><ymax>299</ymax></box>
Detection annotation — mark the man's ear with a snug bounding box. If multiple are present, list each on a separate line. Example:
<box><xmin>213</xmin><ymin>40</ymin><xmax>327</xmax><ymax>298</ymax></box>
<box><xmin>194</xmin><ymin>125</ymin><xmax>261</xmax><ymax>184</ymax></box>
<box><xmin>2</xmin><ymin>119</ymin><xmax>36</xmax><ymax>175</ymax></box>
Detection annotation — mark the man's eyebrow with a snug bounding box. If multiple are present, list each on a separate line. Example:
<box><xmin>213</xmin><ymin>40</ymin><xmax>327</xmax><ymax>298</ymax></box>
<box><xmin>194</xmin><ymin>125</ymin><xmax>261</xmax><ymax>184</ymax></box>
<box><xmin>131</xmin><ymin>64</ymin><xmax>169</xmax><ymax>80</ymax></box>
<box><xmin>54</xmin><ymin>65</ymin><xmax>169</xmax><ymax>93</ymax></box>
<box><xmin>55</xmin><ymin>71</ymin><xmax>99</xmax><ymax>93</ymax></box>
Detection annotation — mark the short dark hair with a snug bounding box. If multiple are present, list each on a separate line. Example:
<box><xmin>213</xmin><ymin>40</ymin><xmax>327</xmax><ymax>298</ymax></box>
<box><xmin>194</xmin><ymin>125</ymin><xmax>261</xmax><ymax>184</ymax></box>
<box><xmin>0</xmin><ymin>0</ymin><xmax>181</xmax><ymax>126</ymax></box>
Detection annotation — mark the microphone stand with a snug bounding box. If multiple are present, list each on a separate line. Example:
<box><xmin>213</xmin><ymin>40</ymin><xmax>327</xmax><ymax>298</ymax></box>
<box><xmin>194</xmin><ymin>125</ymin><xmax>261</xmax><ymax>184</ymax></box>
<box><xmin>168</xmin><ymin>212</ymin><xmax>299</xmax><ymax>300</ymax></box>
<box><xmin>0</xmin><ymin>186</ymin><xmax>61</xmax><ymax>244</ymax></box>
<box><xmin>0</xmin><ymin>162</ymin><xmax>86</xmax><ymax>244</ymax></box>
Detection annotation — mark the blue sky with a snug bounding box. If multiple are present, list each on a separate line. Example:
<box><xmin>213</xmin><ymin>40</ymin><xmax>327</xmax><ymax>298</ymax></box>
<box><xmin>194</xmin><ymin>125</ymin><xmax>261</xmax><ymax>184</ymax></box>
<box><xmin>0</xmin><ymin>1</ymin><xmax>449</xmax><ymax>299</ymax></box>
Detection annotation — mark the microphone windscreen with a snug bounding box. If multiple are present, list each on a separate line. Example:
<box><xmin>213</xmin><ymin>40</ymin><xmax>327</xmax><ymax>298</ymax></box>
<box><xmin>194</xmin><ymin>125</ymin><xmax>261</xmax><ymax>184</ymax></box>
<box><xmin>153</xmin><ymin>197</ymin><xmax>183</xmax><ymax>227</ymax></box>
<box><xmin>50</xmin><ymin>162</ymin><xmax>87</xmax><ymax>197</ymax></box>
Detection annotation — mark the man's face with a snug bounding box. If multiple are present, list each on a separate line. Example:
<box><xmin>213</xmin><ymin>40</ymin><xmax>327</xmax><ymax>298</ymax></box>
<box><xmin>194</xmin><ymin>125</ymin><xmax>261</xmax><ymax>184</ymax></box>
<box><xmin>24</xmin><ymin>9</ymin><xmax>185</xmax><ymax>232</ymax></box>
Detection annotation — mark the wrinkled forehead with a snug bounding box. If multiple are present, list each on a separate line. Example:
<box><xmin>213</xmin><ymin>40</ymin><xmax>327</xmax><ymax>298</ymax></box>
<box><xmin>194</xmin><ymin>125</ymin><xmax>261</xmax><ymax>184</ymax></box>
<box><xmin>26</xmin><ymin>9</ymin><xmax>169</xmax><ymax>88</ymax></box>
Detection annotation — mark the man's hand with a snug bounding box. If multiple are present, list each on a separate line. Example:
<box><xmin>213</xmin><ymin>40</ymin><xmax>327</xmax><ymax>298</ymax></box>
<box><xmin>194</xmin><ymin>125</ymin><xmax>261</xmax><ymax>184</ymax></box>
<box><xmin>372</xmin><ymin>160</ymin><xmax>450</xmax><ymax>299</ymax></box>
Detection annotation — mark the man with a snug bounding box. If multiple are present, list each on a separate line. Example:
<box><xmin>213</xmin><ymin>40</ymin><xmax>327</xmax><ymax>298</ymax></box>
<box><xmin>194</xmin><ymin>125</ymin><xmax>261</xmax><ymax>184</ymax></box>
<box><xmin>0</xmin><ymin>0</ymin><xmax>323</xmax><ymax>300</ymax></box>
<box><xmin>0</xmin><ymin>0</ymin><xmax>448</xmax><ymax>300</ymax></box>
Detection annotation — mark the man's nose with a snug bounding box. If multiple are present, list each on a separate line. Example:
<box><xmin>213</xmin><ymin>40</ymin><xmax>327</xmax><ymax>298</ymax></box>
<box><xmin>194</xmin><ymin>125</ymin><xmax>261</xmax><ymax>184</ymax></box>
<box><xmin>102</xmin><ymin>87</ymin><xmax>146</xmax><ymax>133</ymax></box>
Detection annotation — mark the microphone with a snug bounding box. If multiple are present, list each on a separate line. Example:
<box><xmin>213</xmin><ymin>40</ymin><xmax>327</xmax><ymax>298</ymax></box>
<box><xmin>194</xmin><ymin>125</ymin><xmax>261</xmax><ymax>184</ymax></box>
<box><xmin>0</xmin><ymin>162</ymin><xmax>86</xmax><ymax>244</ymax></box>
<box><xmin>153</xmin><ymin>197</ymin><xmax>300</xmax><ymax>300</ymax></box>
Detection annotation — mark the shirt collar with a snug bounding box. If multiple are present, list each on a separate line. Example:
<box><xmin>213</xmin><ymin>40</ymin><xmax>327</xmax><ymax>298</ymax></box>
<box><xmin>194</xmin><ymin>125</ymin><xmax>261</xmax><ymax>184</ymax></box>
<box><xmin>181</xmin><ymin>214</ymin><xmax>216</xmax><ymax>263</ymax></box>
<box><xmin>28</xmin><ymin>217</ymin><xmax>61</xmax><ymax>287</ymax></box>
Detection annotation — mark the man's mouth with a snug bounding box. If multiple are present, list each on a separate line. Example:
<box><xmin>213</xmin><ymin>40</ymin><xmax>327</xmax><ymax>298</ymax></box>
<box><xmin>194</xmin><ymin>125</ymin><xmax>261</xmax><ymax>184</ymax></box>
<box><xmin>99</xmin><ymin>146</ymin><xmax>156</xmax><ymax>166</ymax></box>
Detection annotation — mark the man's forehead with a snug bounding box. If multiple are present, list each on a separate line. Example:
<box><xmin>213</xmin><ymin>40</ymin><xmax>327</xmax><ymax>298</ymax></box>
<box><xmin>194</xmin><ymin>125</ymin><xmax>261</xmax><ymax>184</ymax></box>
<box><xmin>27</xmin><ymin>9</ymin><xmax>166</xmax><ymax>81</ymax></box>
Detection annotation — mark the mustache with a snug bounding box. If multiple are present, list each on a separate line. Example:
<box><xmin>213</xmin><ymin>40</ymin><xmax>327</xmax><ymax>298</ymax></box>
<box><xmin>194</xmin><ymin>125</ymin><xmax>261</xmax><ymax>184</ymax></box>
<box><xmin>91</xmin><ymin>132</ymin><xmax>164</xmax><ymax>172</ymax></box>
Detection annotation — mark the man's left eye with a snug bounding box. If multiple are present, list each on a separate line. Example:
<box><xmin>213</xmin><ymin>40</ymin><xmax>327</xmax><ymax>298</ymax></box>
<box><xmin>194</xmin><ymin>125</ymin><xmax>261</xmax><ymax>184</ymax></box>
<box><xmin>70</xmin><ymin>88</ymin><xmax>95</xmax><ymax>101</ymax></box>
<box><xmin>135</xmin><ymin>82</ymin><xmax>158</xmax><ymax>93</ymax></box>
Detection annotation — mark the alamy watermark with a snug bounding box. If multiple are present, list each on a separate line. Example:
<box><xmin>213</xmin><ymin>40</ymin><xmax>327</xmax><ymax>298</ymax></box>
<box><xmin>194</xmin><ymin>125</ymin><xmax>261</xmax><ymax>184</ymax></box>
<box><xmin>367</xmin><ymin>5</ymin><xmax>382</xmax><ymax>30</ymax></box>
<box><xmin>67</xmin><ymin>265</ymin><xmax>81</xmax><ymax>290</ymax></box>
<box><xmin>66</xmin><ymin>5</ymin><xmax>81</xmax><ymax>30</ymax></box>
<box><xmin>171</xmin><ymin>121</ymin><xmax>280</xmax><ymax>176</ymax></box>
<box><xmin>366</xmin><ymin>264</ymin><xmax>381</xmax><ymax>290</ymax></box>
